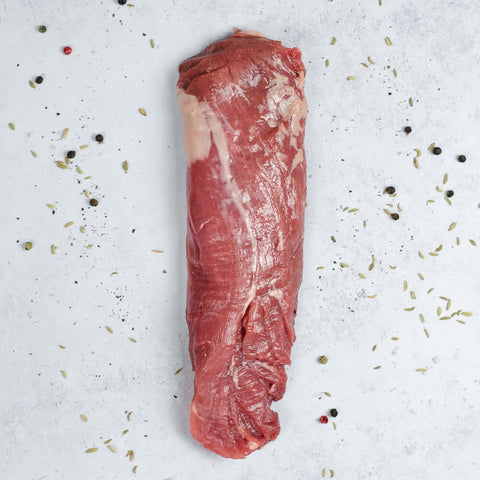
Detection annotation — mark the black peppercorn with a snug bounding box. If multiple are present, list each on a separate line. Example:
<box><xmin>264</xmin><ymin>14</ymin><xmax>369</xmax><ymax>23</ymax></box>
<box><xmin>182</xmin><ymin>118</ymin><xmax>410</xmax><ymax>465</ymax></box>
<box><xmin>90</xmin><ymin>198</ymin><xmax>99</xmax><ymax>207</ymax></box>
<box><xmin>67</xmin><ymin>150</ymin><xmax>76</xmax><ymax>159</ymax></box>
<box><xmin>35</xmin><ymin>76</ymin><xmax>43</xmax><ymax>84</ymax></box>
<box><xmin>457</xmin><ymin>155</ymin><xmax>466</xmax><ymax>163</ymax></box>
<box><xmin>391</xmin><ymin>213</ymin><xmax>400</xmax><ymax>220</ymax></box>
<box><xmin>330</xmin><ymin>408</ymin><xmax>338</xmax><ymax>417</ymax></box>
<box><xmin>432</xmin><ymin>147</ymin><xmax>442</xmax><ymax>155</ymax></box>
<box><xmin>404</xmin><ymin>126</ymin><xmax>412</xmax><ymax>134</ymax></box>
<box><xmin>118</xmin><ymin>0</ymin><xmax>127</xmax><ymax>4</ymax></box>
<box><xmin>39</xmin><ymin>25</ymin><xmax>47</xmax><ymax>33</ymax></box>
<box><xmin>446</xmin><ymin>190</ymin><xmax>454</xmax><ymax>198</ymax></box>
<box><xmin>95</xmin><ymin>134</ymin><xmax>104</xmax><ymax>143</ymax></box>
<box><xmin>385</xmin><ymin>186</ymin><xmax>396</xmax><ymax>195</ymax></box>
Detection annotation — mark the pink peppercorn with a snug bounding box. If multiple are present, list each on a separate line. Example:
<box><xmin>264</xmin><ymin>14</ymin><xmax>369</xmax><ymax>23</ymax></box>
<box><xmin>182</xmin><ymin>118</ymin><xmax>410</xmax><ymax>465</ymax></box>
<box><xmin>63</xmin><ymin>46</ymin><xmax>72</xmax><ymax>55</ymax></box>
<box><xmin>319</xmin><ymin>415</ymin><xmax>328</xmax><ymax>424</ymax></box>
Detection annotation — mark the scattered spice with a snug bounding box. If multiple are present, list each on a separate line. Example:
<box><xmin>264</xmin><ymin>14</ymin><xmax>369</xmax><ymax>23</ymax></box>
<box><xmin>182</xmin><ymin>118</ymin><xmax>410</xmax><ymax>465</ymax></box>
<box><xmin>80</xmin><ymin>414</ymin><xmax>88</xmax><ymax>422</ymax></box>
<box><xmin>319</xmin><ymin>355</ymin><xmax>328</xmax><ymax>364</ymax></box>
<box><xmin>415</xmin><ymin>368</ymin><xmax>427</xmax><ymax>373</ymax></box>
<box><xmin>24</xmin><ymin>241</ymin><xmax>33</xmax><ymax>251</ymax></box>
<box><xmin>391</xmin><ymin>337</ymin><xmax>399</xmax><ymax>341</ymax></box>
<box><xmin>368</xmin><ymin>255</ymin><xmax>376</xmax><ymax>271</ymax></box>
<box><xmin>469</xmin><ymin>239</ymin><xmax>477</xmax><ymax>246</ymax></box>
<box><xmin>60</xmin><ymin>370</ymin><xmax>67</xmax><ymax>378</ymax></box>
<box><xmin>330</xmin><ymin>37</ymin><xmax>336</xmax><ymax>45</ymax></box>
<box><xmin>373</xmin><ymin>365</ymin><xmax>382</xmax><ymax>370</ymax></box>
<box><xmin>86</xmin><ymin>448</ymin><xmax>98</xmax><ymax>453</ymax></box>
<box><xmin>404</xmin><ymin>307</ymin><xmax>415</xmax><ymax>311</ymax></box>
<box><xmin>122</xmin><ymin>429</ymin><xmax>129</xmax><ymax>435</ymax></box>
<box><xmin>340</xmin><ymin>262</ymin><xmax>349</xmax><ymax>268</ymax></box>
<box><xmin>385</xmin><ymin>186</ymin><xmax>396</xmax><ymax>194</ymax></box>
<box><xmin>76</xmin><ymin>166</ymin><xmax>83</xmax><ymax>174</ymax></box>
<box><xmin>95</xmin><ymin>133</ymin><xmax>104</xmax><ymax>143</ymax></box>
<box><xmin>122</xmin><ymin>160</ymin><xmax>129</xmax><ymax>173</ymax></box>
<box><xmin>150</xmin><ymin>38</ymin><xmax>155</xmax><ymax>48</ymax></box>
<box><xmin>31</xmin><ymin>150</ymin><xmax>37</xmax><ymax>157</ymax></box>
<box><xmin>457</xmin><ymin>154</ymin><xmax>466</xmax><ymax>163</ymax></box>
<box><xmin>138</xmin><ymin>108</ymin><xmax>147</xmax><ymax>116</ymax></box>
<box><xmin>174</xmin><ymin>367</ymin><xmax>183</xmax><ymax>375</ymax></box>
<box><xmin>51</xmin><ymin>245</ymin><xmax>56</xmax><ymax>255</ymax></box>
<box><xmin>448</xmin><ymin>222</ymin><xmax>457</xmax><ymax>231</ymax></box>
<box><xmin>424</xmin><ymin>328</ymin><xmax>430</xmax><ymax>338</ymax></box>
<box><xmin>372</xmin><ymin>345</ymin><xmax>377</xmax><ymax>352</ymax></box>
<box><xmin>346</xmin><ymin>76</ymin><xmax>355</xmax><ymax>81</ymax></box>
<box><xmin>418</xmin><ymin>251</ymin><xmax>424</xmax><ymax>259</ymax></box>
<box><xmin>414</xmin><ymin>148</ymin><xmax>421</xmax><ymax>157</ymax></box>
<box><xmin>427</xmin><ymin>288</ymin><xmax>434</xmax><ymax>294</ymax></box>
<box><xmin>107</xmin><ymin>445</ymin><xmax>117</xmax><ymax>453</ymax></box>
<box><xmin>129</xmin><ymin>337</ymin><xmax>137</xmax><ymax>343</ymax></box>
<box><xmin>64</xmin><ymin>221</ymin><xmax>74</xmax><ymax>228</ymax></box>
<box><xmin>8</xmin><ymin>122</ymin><xmax>15</xmax><ymax>130</ymax></box>
<box><xmin>461</xmin><ymin>312</ymin><xmax>473</xmax><ymax>317</ymax></box>
<box><xmin>319</xmin><ymin>416</ymin><xmax>328</xmax><ymax>424</ymax></box>
<box><xmin>385</xmin><ymin>37</ymin><xmax>392</xmax><ymax>46</ymax></box>
<box><xmin>404</xmin><ymin>126</ymin><xmax>412</xmax><ymax>134</ymax></box>
<box><xmin>89</xmin><ymin>198</ymin><xmax>98</xmax><ymax>207</ymax></box>
<box><xmin>358</xmin><ymin>273</ymin><xmax>366</xmax><ymax>279</ymax></box>
<box><xmin>61</xmin><ymin>128</ymin><xmax>69</xmax><ymax>139</ymax></box>
<box><xmin>418</xmin><ymin>273</ymin><xmax>424</xmax><ymax>280</ymax></box>
<box><xmin>413</xmin><ymin>157</ymin><xmax>420</xmax><ymax>169</ymax></box>
<box><xmin>428</xmin><ymin>143</ymin><xmax>435</xmax><ymax>151</ymax></box>
<box><xmin>63</xmin><ymin>46</ymin><xmax>72</xmax><ymax>55</ymax></box>
<box><xmin>325</xmin><ymin>59</ymin><xmax>330</xmax><ymax>67</ymax></box>
<box><xmin>368</xmin><ymin>56</ymin><xmax>375</xmax><ymax>64</ymax></box>
<box><xmin>106</xmin><ymin>326</ymin><xmax>113</xmax><ymax>334</ymax></box>
<box><xmin>133</xmin><ymin>466</ymin><xmax>138</xmax><ymax>474</ymax></box>
<box><xmin>408</xmin><ymin>97</ymin><xmax>413</xmax><ymax>107</ymax></box>
<box><xmin>432</xmin><ymin>146</ymin><xmax>442</xmax><ymax>155</ymax></box>
<box><xmin>419</xmin><ymin>313</ymin><xmax>425</xmax><ymax>323</ymax></box>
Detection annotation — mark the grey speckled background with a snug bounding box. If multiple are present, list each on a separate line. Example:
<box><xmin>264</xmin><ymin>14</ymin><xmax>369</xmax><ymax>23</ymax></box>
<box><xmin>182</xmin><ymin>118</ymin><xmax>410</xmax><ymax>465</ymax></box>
<box><xmin>1</xmin><ymin>0</ymin><xmax>480</xmax><ymax>479</ymax></box>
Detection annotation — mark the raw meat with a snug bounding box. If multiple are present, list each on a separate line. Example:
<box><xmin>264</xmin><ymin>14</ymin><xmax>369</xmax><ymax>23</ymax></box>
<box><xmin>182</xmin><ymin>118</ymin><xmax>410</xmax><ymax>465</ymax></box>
<box><xmin>177</xmin><ymin>30</ymin><xmax>307</xmax><ymax>459</ymax></box>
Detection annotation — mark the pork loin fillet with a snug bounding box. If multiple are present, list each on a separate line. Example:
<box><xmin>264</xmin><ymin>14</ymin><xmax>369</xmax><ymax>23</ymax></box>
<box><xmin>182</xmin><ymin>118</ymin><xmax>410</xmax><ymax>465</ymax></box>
<box><xmin>177</xmin><ymin>30</ymin><xmax>307</xmax><ymax>459</ymax></box>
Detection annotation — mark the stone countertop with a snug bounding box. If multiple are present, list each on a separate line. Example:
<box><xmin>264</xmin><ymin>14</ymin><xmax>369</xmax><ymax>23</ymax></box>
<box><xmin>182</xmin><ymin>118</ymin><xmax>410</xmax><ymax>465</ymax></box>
<box><xmin>1</xmin><ymin>0</ymin><xmax>480</xmax><ymax>479</ymax></box>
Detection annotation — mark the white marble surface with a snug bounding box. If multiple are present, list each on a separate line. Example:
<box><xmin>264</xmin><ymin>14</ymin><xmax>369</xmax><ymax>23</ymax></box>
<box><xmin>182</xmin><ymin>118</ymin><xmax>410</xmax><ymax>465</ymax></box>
<box><xmin>1</xmin><ymin>0</ymin><xmax>480</xmax><ymax>479</ymax></box>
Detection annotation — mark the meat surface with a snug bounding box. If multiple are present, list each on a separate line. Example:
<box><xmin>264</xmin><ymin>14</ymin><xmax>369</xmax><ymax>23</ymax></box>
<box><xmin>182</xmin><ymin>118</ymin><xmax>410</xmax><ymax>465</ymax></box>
<box><xmin>176</xmin><ymin>30</ymin><xmax>307</xmax><ymax>459</ymax></box>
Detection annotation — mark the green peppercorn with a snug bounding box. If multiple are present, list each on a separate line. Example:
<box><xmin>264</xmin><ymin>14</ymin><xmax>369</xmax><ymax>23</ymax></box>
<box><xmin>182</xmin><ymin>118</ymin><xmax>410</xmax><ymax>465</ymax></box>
<box><xmin>319</xmin><ymin>355</ymin><xmax>328</xmax><ymax>364</ymax></box>
<box><xmin>25</xmin><ymin>241</ymin><xmax>33</xmax><ymax>250</ymax></box>
<box><xmin>39</xmin><ymin>25</ymin><xmax>47</xmax><ymax>33</ymax></box>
